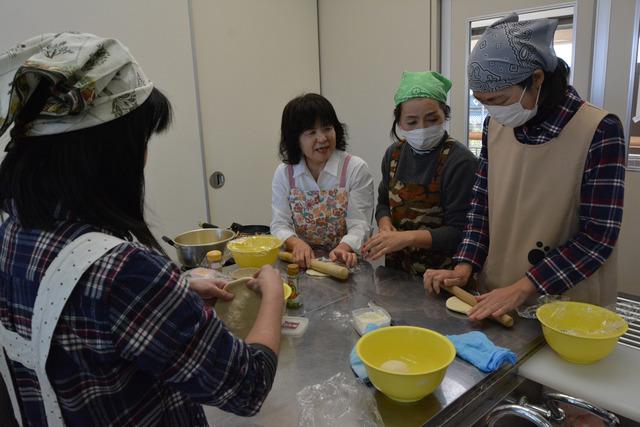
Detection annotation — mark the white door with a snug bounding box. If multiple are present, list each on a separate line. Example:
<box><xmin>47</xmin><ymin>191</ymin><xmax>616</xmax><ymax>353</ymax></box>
<box><xmin>190</xmin><ymin>0</ymin><xmax>320</xmax><ymax>228</ymax></box>
<box><xmin>442</xmin><ymin>0</ymin><xmax>597</xmax><ymax>152</ymax></box>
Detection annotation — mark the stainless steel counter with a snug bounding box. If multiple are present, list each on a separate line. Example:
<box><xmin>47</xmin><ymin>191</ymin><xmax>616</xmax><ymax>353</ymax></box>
<box><xmin>204</xmin><ymin>262</ymin><xmax>544</xmax><ymax>426</ymax></box>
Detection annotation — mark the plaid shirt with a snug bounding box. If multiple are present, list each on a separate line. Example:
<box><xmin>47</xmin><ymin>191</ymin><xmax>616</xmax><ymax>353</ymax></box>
<box><xmin>454</xmin><ymin>86</ymin><xmax>626</xmax><ymax>295</ymax></box>
<box><xmin>0</xmin><ymin>207</ymin><xmax>277</xmax><ymax>426</ymax></box>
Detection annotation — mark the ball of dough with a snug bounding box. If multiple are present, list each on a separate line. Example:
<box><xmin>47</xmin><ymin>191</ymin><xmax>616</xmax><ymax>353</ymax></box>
<box><xmin>380</xmin><ymin>359</ymin><xmax>411</xmax><ymax>373</ymax></box>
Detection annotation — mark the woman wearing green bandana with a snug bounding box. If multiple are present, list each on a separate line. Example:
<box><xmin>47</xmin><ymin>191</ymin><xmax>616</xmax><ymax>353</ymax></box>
<box><xmin>362</xmin><ymin>71</ymin><xmax>477</xmax><ymax>275</ymax></box>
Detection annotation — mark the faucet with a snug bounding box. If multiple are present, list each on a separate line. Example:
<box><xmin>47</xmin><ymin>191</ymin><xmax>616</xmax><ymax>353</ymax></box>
<box><xmin>544</xmin><ymin>392</ymin><xmax>619</xmax><ymax>426</ymax></box>
<box><xmin>485</xmin><ymin>404</ymin><xmax>552</xmax><ymax>427</ymax></box>
<box><xmin>486</xmin><ymin>393</ymin><xmax>620</xmax><ymax>426</ymax></box>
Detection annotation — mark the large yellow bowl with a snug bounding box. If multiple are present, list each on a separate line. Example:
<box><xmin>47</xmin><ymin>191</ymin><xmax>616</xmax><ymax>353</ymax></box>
<box><xmin>537</xmin><ymin>301</ymin><xmax>628</xmax><ymax>364</ymax></box>
<box><xmin>227</xmin><ymin>235</ymin><xmax>282</xmax><ymax>267</ymax></box>
<box><xmin>356</xmin><ymin>326</ymin><xmax>456</xmax><ymax>402</ymax></box>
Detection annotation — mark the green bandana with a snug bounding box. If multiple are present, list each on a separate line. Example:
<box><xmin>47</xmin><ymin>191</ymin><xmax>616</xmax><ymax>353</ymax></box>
<box><xmin>393</xmin><ymin>71</ymin><xmax>452</xmax><ymax>106</ymax></box>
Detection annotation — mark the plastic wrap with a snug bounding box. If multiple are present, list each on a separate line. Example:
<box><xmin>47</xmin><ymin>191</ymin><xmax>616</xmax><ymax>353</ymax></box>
<box><xmin>517</xmin><ymin>294</ymin><xmax>568</xmax><ymax>319</ymax></box>
<box><xmin>297</xmin><ymin>372</ymin><xmax>383</xmax><ymax>427</ymax></box>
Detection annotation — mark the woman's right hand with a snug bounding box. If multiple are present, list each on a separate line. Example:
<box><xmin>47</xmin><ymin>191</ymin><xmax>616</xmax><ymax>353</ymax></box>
<box><xmin>245</xmin><ymin>265</ymin><xmax>284</xmax><ymax>354</ymax></box>
<box><xmin>423</xmin><ymin>263</ymin><xmax>473</xmax><ymax>295</ymax></box>
<box><xmin>288</xmin><ymin>237</ymin><xmax>315</xmax><ymax>268</ymax></box>
<box><xmin>247</xmin><ymin>265</ymin><xmax>284</xmax><ymax>301</ymax></box>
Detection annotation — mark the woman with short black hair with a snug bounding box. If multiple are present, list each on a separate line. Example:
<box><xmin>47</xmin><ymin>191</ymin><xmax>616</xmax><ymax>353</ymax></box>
<box><xmin>271</xmin><ymin>93</ymin><xmax>374</xmax><ymax>268</ymax></box>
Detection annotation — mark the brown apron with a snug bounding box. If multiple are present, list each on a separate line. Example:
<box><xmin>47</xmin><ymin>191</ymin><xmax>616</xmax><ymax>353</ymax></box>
<box><xmin>480</xmin><ymin>102</ymin><xmax>617</xmax><ymax>307</ymax></box>
<box><xmin>385</xmin><ymin>139</ymin><xmax>456</xmax><ymax>275</ymax></box>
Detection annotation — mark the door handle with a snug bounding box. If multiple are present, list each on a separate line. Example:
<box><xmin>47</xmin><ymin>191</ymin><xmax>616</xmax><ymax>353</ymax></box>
<box><xmin>209</xmin><ymin>171</ymin><xmax>225</xmax><ymax>189</ymax></box>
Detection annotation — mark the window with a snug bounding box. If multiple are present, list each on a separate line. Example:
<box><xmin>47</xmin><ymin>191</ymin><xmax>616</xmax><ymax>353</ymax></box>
<box><xmin>466</xmin><ymin>7</ymin><xmax>575</xmax><ymax>156</ymax></box>
<box><xmin>629</xmin><ymin>31</ymin><xmax>640</xmax><ymax>167</ymax></box>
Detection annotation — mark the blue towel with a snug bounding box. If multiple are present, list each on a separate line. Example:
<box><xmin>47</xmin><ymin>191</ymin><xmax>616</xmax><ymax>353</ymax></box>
<box><xmin>350</xmin><ymin>323</ymin><xmax>381</xmax><ymax>381</ymax></box>
<box><xmin>447</xmin><ymin>331</ymin><xmax>517</xmax><ymax>373</ymax></box>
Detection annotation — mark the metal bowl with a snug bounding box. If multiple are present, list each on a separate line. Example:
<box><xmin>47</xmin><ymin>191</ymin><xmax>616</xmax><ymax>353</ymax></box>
<box><xmin>166</xmin><ymin>228</ymin><xmax>237</xmax><ymax>268</ymax></box>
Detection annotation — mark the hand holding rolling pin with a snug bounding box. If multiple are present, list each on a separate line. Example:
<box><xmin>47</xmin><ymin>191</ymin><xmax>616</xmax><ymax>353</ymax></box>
<box><xmin>423</xmin><ymin>263</ymin><xmax>473</xmax><ymax>294</ymax></box>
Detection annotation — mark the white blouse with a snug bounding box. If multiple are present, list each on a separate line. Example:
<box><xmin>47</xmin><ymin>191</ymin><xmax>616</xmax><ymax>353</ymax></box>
<box><xmin>270</xmin><ymin>150</ymin><xmax>374</xmax><ymax>252</ymax></box>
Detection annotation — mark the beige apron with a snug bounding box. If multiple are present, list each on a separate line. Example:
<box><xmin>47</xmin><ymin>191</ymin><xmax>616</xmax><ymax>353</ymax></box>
<box><xmin>479</xmin><ymin>102</ymin><xmax>618</xmax><ymax>307</ymax></box>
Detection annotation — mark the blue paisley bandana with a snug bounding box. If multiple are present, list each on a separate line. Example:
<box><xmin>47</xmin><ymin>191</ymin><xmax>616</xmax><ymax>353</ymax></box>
<box><xmin>468</xmin><ymin>13</ymin><xmax>558</xmax><ymax>93</ymax></box>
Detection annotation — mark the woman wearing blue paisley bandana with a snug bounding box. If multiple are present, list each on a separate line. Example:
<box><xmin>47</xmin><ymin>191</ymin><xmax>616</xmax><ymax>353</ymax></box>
<box><xmin>424</xmin><ymin>14</ymin><xmax>626</xmax><ymax>321</ymax></box>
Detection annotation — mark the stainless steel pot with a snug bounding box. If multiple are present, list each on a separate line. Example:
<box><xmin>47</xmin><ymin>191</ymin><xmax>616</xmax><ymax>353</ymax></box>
<box><xmin>162</xmin><ymin>228</ymin><xmax>237</xmax><ymax>268</ymax></box>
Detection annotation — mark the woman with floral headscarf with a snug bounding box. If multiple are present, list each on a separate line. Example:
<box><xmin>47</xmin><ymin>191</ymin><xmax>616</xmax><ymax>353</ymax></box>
<box><xmin>0</xmin><ymin>33</ymin><xmax>282</xmax><ymax>426</ymax></box>
<box><xmin>424</xmin><ymin>14</ymin><xmax>626</xmax><ymax>321</ymax></box>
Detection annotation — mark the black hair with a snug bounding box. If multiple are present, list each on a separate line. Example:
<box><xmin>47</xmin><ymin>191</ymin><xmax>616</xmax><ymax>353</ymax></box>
<box><xmin>278</xmin><ymin>93</ymin><xmax>347</xmax><ymax>165</ymax></box>
<box><xmin>516</xmin><ymin>58</ymin><xmax>570</xmax><ymax>111</ymax></box>
<box><xmin>0</xmin><ymin>86</ymin><xmax>172</xmax><ymax>252</ymax></box>
<box><xmin>390</xmin><ymin>101</ymin><xmax>451</xmax><ymax>142</ymax></box>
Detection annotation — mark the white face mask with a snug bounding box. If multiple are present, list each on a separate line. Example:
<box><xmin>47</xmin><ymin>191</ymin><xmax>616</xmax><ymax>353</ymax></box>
<box><xmin>396</xmin><ymin>124</ymin><xmax>445</xmax><ymax>152</ymax></box>
<box><xmin>485</xmin><ymin>85</ymin><xmax>540</xmax><ymax>128</ymax></box>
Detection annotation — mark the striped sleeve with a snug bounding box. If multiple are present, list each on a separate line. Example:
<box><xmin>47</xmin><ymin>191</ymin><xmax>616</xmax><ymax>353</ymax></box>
<box><xmin>453</xmin><ymin>116</ymin><xmax>490</xmax><ymax>270</ymax></box>
<box><xmin>108</xmin><ymin>247</ymin><xmax>277</xmax><ymax>416</ymax></box>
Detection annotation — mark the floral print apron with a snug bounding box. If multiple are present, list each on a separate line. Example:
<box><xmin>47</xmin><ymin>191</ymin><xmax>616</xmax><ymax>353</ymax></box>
<box><xmin>385</xmin><ymin>140</ymin><xmax>455</xmax><ymax>275</ymax></box>
<box><xmin>287</xmin><ymin>155</ymin><xmax>351</xmax><ymax>250</ymax></box>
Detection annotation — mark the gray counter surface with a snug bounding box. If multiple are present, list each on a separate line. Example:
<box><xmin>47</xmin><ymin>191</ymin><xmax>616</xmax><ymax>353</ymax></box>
<box><xmin>205</xmin><ymin>261</ymin><xmax>543</xmax><ymax>426</ymax></box>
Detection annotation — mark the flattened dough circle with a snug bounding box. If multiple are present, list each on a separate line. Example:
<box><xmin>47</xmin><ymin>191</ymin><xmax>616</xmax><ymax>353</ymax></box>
<box><xmin>446</xmin><ymin>296</ymin><xmax>472</xmax><ymax>315</ymax></box>
<box><xmin>306</xmin><ymin>268</ymin><xmax>329</xmax><ymax>277</ymax></box>
<box><xmin>230</xmin><ymin>267</ymin><xmax>259</xmax><ymax>280</ymax></box>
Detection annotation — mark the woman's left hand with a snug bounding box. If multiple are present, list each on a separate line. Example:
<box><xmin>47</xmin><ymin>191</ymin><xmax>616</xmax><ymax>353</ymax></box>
<box><xmin>361</xmin><ymin>230</ymin><xmax>413</xmax><ymax>260</ymax></box>
<box><xmin>330</xmin><ymin>243</ymin><xmax>358</xmax><ymax>268</ymax></box>
<box><xmin>188</xmin><ymin>278</ymin><xmax>233</xmax><ymax>305</ymax></box>
<box><xmin>468</xmin><ymin>277</ymin><xmax>537</xmax><ymax>320</ymax></box>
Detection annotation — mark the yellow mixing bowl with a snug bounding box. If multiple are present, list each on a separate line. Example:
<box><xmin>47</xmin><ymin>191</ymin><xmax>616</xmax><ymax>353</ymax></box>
<box><xmin>356</xmin><ymin>326</ymin><xmax>456</xmax><ymax>402</ymax></box>
<box><xmin>227</xmin><ymin>235</ymin><xmax>282</xmax><ymax>267</ymax></box>
<box><xmin>537</xmin><ymin>301</ymin><xmax>628</xmax><ymax>364</ymax></box>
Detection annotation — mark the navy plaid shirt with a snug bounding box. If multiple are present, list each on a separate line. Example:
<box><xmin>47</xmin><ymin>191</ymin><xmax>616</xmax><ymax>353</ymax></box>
<box><xmin>0</xmin><ymin>207</ymin><xmax>277</xmax><ymax>426</ymax></box>
<box><xmin>454</xmin><ymin>86</ymin><xmax>626</xmax><ymax>295</ymax></box>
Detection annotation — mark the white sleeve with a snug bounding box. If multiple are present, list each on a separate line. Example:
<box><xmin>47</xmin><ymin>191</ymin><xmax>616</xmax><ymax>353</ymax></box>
<box><xmin>340</xmin><ymin>157</ymin><xmax>374</xmax><ymax>252</ymax></box>
<box><xmin>270</xmin><ymin>164</ymin><xmax>297</xmax><ymax>244</ymax></box>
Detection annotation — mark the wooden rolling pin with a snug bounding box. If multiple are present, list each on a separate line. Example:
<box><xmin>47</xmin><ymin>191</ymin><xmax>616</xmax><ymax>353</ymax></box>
<box><xmin>279</xmin><ymin>252</ymin><xmax>349</xmax><ymax>280</ymax></box>
<box><xmin>444</xmin><ymin>285</ymin><xmax>514</xmax><ymax>328</ymax></box>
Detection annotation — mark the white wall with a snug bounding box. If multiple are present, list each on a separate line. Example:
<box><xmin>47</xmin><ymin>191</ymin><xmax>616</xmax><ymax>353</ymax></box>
<box><xmin>191</xmin><ymin>0</ymin><xmax>320</xmax><ymax>227</ymax></box>
<box><xmin>318</xmin><ymin>0</ymin><xmax>433</xmax><ymax>210</ymax></box>
<box><xmin>599</xmin><ymin>0</ymin><xmax>640</xmax><ymax>297</ymax></box>
<box><xmin>0</xmin><ymin>0</ymin><xmax>208</xmax><ymax>259</ymax></box>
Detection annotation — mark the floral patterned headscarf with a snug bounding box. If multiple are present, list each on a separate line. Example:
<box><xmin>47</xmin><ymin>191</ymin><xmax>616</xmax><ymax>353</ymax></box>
<box><xmin>0</xmin><ymin>32</ymin><xmax>153</xmax><ymax>138</ymax></box>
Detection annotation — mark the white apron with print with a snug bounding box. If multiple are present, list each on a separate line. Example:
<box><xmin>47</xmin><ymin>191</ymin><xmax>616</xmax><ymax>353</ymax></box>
<box><xmin>0</xmin><ymin>232</ymin><xmax>124</xmax><ymax>426</ymax></box>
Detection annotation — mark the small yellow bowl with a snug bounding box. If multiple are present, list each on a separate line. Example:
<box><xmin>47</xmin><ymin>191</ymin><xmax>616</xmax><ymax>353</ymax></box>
<box><xmin>537</xmin><ymin>301</ymin><xmax>628</xmax><ymax>364</ymax></box>
<box><xmin>227</xmin><ymin>235</ymin><xmax>282</xmax><ymax>268</ymax></box>
<box><xmin>283</xmin><ymin>282</ymin><xmax>292</xmax><ymax>300</ymax></box>
<box><xmin>356</xmin><ymin>326</ymin><xmax>456</xmax><ymax>402</ymax></box>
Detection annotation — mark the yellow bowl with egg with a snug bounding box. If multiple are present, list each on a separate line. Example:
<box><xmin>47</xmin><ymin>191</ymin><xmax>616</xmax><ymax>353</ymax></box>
<box><xmin>356</xmin><ymin>326</ymin><xmax>456</xmax><ymax>402</ymax></box>
<box><xmin>227</xmin><ymin>235</ymin><xmax>282</xmax><ymax>267</ymax></box>
<box><xmin>537</xmin><ymin>301</ymin><xmax>628</xmax><ymax>364</ymax></box>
